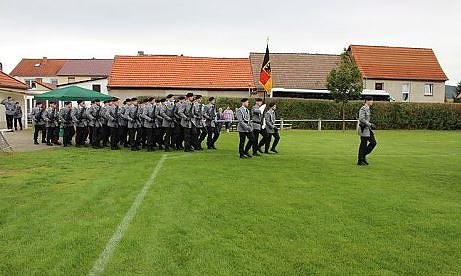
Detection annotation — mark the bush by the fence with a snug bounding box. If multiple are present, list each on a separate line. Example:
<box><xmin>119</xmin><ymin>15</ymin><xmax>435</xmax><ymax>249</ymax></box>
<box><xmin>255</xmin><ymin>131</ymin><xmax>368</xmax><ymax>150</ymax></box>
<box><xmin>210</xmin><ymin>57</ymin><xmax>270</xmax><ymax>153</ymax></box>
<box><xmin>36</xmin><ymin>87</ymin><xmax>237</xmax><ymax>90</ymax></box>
<box><xmin>216</xmin><ymin>97</ymin><xmax>461</xmax><ymax>130</ymax></box>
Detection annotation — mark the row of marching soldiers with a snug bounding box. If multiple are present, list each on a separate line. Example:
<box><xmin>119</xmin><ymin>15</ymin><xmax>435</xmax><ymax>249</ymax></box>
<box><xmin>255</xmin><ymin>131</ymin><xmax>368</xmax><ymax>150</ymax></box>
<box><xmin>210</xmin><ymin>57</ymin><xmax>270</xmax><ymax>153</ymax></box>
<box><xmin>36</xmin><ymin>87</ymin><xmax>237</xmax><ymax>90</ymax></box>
<box><xmin>29</xmin><ymin>93</ymin><xmax>221</xmax><ymax>151</ymax></box>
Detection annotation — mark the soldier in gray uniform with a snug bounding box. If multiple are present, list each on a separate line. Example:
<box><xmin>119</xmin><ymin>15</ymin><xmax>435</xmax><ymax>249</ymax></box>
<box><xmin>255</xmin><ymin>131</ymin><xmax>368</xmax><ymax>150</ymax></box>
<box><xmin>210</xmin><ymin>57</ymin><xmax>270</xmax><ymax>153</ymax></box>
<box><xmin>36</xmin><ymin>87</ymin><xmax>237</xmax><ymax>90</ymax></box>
<box><xmin>87</xmin><ymin>99</ymin><xmax>103</xmax><ymax>148</ymax></box>
<box><xmin>236</xmin><ymin>98</ymin><xmax>256</xmax><ymax>158</ymax></box>
<box><xmin>101</xmin><ymin>100</ymin><xmax>111</xmax><ymax>147</ymax></box>
<box><xmin>42</xmin><ymin>101</ymin><xmax>61</xmax><ymax>146</ymax></box>
<box><xmin>140</xmin><ymin>97</ymin><xmax>156</xmax><ymax>151</ymax></box>
<box><xmin>178</xmin><ymin>92</ymin><xmax>194</xmax><ymax>152</ymax></box>
<box><xmin>250</xmin><ymin>98</ymin><xmax>264</xmax><ymax>156</ymax></box>
<box><xmin>203</xmin><ymin>97</ymin><xmax>219</xmax><ymax>149</ymax></box>
<box><xmin>1</xmin><ymin>97</ymin><xmax>15</xmax><ymax>130</ymax></box>
<box><xmin>173</xmin><ymin>96</ymin><xmax>185</xmax><ymax>150</ymax></box>
<box><xmin>72</xmin><ymin>100</ymin><xmax>88</xmax><ymax>147</ymax></box>
<box><xmin>106</xmin><ymin>97</ymin><xmax>121</xmax><ymax>150</ymax></box>
<box><xmin>357</xmin><ymin>96</ymin><xmax>377</xmax><ymax>166</ymax></box>
<box><xmin>138</xmin><ymin>99</ymin><xmax>147</xmax><ymax>148</ymax></box>
<box><xmin>264</xmin><ymin>102</ymin><xmax>280</xmax><ymax>154</ymax></box>
<box><xmin>192</xmin><ymin>95</ymin><xmax>207</xmax><ymax>150</ymax></box>
<box><xmin>13</xmin><ymin>102</ymin><xmax>23</xmax><ymax>130</ymax></box>
<box><xmin>59</xmin><ymin>101</ymin><xmax>75</xmax><ymax>147</ymax></box>
<box><xmin>154</xmin><ymin>99</ymin><xmax>165</xmax><ymax>149</ymax></box>
<box><xmin>124</xmin><ymin>98</ymin><xmax>142</xmax><ymax>151</ymax></box>
<box><xmin>30</xmin><ymin>101</ymin><xmax>46</xmax><ymax>144</ymax></box>
<box><xmin>119</xmin><ymin>99</ymin><xmax>131</xmax><ymax>147</ymax></box>
<box><xmin>160</xmin><ymin>94</ymin><xmax>175</xmax><ymax>151</ymax></box>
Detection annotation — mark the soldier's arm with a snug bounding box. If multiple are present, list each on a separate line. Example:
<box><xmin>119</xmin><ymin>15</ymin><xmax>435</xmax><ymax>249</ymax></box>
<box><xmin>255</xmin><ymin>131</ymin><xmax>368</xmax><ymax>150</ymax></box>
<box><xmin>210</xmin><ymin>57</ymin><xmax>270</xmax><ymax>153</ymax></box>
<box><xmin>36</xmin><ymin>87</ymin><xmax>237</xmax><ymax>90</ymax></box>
<box><xmin>178</xmin><ymin>105</ymin><xmax>188</xmax><ymax>119</ymax></box>
<box><xmin>159</xmin><ymin>106</ymin><xmax>170</xmax><ymax>120</ymax></box>
<box><xmin>265</xmin><ymin>112</ymin><xmax>274</xmax><ymax>129</ymax></box>
<box><xmin>140</xmin><ymin>107</ymin><xmax>152</xmax><ymax>121</ymax></box>
<box><xmin>42</xmin><ymin>110</ymin><xmax>50</xmax><ymax>122</ymax></box>
<box><xmin>236</xmin><ymin>109</ymin><xmax>250</xmax><ymax>130</ymax></box>
<box><xmin>202</xmin><ymin>106</ymin><xmax>211</xmax><ymax>119</ymax></box>
<box><xmin>86</xmin><ymin>108</ymin><xmax>95</xmax><ymax>120</ymax></box>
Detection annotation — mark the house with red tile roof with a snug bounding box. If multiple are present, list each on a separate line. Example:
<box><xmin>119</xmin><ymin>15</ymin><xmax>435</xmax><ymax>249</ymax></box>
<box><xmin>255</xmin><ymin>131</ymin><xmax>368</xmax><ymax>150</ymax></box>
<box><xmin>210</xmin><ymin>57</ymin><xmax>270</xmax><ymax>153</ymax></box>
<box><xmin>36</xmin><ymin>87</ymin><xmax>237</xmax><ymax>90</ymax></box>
<box><xmin>10</xmin><ymin>57</ymin><xmax>67</xmax><ymax>88</ymax></box>
<box><xmin>348</xmin><ymin>45</ymin><xmax>448</xmax><ymax>103</ymax></box>
<box><xmin>107</xmin><ymin>55</ymin><xmax>255</xmax><ymax>99</ymax></box>
<box><xmin>0</xmin><ymin>71</ymin><xmax>28</xmax><ymax>128</ymax></box>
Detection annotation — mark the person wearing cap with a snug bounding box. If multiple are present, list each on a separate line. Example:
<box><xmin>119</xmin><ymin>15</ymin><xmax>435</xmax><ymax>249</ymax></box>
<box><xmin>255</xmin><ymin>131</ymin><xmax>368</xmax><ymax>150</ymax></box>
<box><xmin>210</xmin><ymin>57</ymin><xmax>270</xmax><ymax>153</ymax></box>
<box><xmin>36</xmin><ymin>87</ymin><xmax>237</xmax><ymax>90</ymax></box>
<box><xmin>250</xmin><ymin>98</ymin><xmax>264</xmax><ymax>156</ymax></box>
<box><xmin>264</xmin><ymin>102</ymin><xmax>280</xmax><ymax>153</ymax></box>
<box><xmin>191</xmin><ymin>95</ymin><xmax>205</xmax><ymax>150</ymax></box>
<box><xmin>1</xmin><ymin>96</ymin><xmax>15</xmax><ymax>130</ymax></box>
<box><xmin>124</xmin><ymin>98</ymin><xmax>142</xmax><ymax>151</ymax></box>
<box><xmin>13</xmin><ymin>102</ymin><xmax>23</xmax><ymax>131</ymax></box>
<box><xmin>72</xmin><ymin>100</ymin><xmax>88</xmax><ymax>147</ymax></box>
<box><xmin>100</xmin><ymin>100</ymin><xmax>111</xmax><ymax>147</ymax></box>
<box><xmin>160</xmin><ymin>94</ymin><xmax>175</xmax><ymax>151</ymax></box>
<box><xmin>119</xmin><ymin>98</ymin><xmax>131</xmax><ymax>147</ymax></box>
<box><xmin>357</xmin><ymin>96</ymin><xmax>377</xmax><ymax>166</ymax></box>
<box><xmin>203</xmin><ymin>96</ymin><xmax>219</xmax><ymax>149</ymax></box>
<box><xmin>140</xmin><ymin>97</ymin><xmax>157</xmax><ymax>151</ymax></box>
<box><xmin>138</xmin><ymin>99</ymin><xmax>149</xmax><ymax>148</ymax></box>
<box><xmin>107</xmin><ymin>97</ymin><xmax>121</xmax><ymax>150</ymax></box>
<box><xmin>87</xmin><ymin>98</ymin><xmax>103</xmax><ymax>148</ymax></box>
<box><xmin>42</xmin><ymin>101</ymin><xmax>61</xmax><ymax>146</ymax></box>
<box><xmin>236</xmin><ymin>98</ymin><xmax>255</xmax><ymax>158</ymax></box>
<box><xmin>30</xmin><ymin>101</ymin><xmax>47</xmax><ymax>144</ymax></box>
<box><xmin>178</xmin><ymin>92</ymin><xmax>194</xmax><ymax>152</ymax></box>
<box><xmin>59</xmin><ymin>101</ymin><xmax>75</xmax><ymax>147</ymax></box>
<box><xmin>173</xmin><ymin>96</ymin><xmax>185</xmax><ymax>150</ymax></box>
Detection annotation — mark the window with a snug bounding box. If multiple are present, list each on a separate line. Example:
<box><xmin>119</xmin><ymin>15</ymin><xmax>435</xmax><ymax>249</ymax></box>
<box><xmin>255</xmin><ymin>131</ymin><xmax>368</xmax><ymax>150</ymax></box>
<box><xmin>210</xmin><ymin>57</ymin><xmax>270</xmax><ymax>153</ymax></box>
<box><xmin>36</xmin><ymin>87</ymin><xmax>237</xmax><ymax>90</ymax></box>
<box><xmin>24</xmin><ymin>79</ymin><xmax>35</xmax><ymax>88</ymax></box>
<box><xmin>401</xmin><ymin>83</ymin><xmax>410</xmax><ymax>102</ymax></box>
<box><xmin>68</xmin><ymin>76</ymin><xmax>75</xmax><ymax>83</ymax></box>
<box><xmin>424</xmin><ymin>84</ymin><xmax>433</xmax><ymax>96</ymax></box>
<box><xmin>51</xmin><ymin>79</ymin><xmax>58</xmax><ymax>85</ymax></box>
<box><xmin>92</xmin><ymin>84</ymin><xmax>101</xmax><ymax>92</ymax></box>
<box><xmin>375</xmin><ymin>82</ymin><xmax>384</xmax><ymax>90</ymax></box>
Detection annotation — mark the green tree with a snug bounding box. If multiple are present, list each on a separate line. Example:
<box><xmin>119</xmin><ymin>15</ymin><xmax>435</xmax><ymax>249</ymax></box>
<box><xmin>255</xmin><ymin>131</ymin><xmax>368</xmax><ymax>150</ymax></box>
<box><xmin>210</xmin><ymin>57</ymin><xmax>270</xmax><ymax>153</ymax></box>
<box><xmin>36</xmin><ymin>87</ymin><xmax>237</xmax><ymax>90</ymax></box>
<box><xmin>327</xmin><ymin>49</ymin><xmax>363</xmax><ymax>130</ymax></box>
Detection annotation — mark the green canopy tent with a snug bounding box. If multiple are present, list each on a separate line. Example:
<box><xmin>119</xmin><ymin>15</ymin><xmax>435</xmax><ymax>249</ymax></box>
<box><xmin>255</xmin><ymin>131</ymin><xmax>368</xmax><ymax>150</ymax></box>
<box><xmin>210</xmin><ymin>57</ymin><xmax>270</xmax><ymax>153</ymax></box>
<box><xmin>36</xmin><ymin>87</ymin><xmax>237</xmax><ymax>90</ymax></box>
<box><xmin>33</xmin><ymin>86</ymin><xmax>112</xmax><ymax>101</ymax></box>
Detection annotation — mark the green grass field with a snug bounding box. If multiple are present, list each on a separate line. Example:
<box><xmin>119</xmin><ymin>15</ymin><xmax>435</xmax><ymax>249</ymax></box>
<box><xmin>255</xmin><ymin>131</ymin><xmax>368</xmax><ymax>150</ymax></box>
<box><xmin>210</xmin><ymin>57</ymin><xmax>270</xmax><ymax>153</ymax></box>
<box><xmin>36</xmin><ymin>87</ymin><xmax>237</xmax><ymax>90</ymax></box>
<box><xmin>1</xmin><ymin>130</ymin><xmax>460</xmax><ymax>275</ymax></box>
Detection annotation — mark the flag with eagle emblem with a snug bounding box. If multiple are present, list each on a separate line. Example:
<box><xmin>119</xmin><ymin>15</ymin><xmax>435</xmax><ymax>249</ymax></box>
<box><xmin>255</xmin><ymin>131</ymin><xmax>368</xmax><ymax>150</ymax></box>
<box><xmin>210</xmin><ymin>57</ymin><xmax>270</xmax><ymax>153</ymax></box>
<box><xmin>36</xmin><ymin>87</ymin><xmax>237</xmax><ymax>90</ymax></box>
<box><xmin>259</xmin><ymin>44</ymin><xmax>272</xmax><ymax>94</ymax></box>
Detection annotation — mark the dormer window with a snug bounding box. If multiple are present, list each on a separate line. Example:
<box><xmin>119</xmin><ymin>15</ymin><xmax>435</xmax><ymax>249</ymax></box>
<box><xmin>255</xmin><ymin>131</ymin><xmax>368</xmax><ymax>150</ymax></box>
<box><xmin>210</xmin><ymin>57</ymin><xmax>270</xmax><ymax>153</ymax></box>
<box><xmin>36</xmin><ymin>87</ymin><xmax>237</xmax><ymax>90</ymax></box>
<box><xmin>34</xmin><ymin>63</ymin><xmax>40</xmax><ymax>67</ymax></box>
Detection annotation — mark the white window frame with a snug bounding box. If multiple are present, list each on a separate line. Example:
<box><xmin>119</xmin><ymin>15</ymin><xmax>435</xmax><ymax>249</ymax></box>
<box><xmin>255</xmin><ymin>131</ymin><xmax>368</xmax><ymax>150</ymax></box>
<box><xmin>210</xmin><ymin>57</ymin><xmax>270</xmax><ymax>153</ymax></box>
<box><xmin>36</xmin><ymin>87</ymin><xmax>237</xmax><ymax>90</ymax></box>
<box><xmin>424</xmin><ymin>83</ymin><xmax>434</xmax><ymax>96</ymax></box>
<box><xmin>401</xmin><ymin>83</ymin><xmax>410</xmax><ymax>102</ymax></box>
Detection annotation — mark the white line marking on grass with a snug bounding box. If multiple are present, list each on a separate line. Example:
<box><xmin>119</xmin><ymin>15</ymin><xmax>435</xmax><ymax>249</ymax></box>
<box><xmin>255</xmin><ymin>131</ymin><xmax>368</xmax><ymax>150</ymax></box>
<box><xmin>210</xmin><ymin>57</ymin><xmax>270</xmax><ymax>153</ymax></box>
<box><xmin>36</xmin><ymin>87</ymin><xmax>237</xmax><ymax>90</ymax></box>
<box><xmin>88</xmin><ymin>154</ymin><xmax>166</xmax><ymax>276</ymax></box>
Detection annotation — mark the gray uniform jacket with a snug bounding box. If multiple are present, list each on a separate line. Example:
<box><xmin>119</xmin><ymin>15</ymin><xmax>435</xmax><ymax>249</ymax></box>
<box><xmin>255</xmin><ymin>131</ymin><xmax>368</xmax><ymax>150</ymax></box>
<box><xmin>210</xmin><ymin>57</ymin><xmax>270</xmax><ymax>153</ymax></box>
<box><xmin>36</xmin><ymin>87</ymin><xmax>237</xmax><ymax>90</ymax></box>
<box><xmin>124</xmin><ymin>105</ymin><xmax>142</xmax><ymax>129</ymax></box>
<box><xmin>203</xmin><ymin>103</ymin><xmax>216</xmax><ymax>128</ymax></box>
<box><xmin>192</xmin><ymin>103</ymin><xmax>204</xmax><ymax>128</ymax></box>
<box><xmin>141</xmin><ymin>104</ymin><xmax>156</xmax><ymax>128</ymax></box>
<box><xmin>107</xmin><ymin>105</ymin><xmax>121</xmax><ymax>128</ymax></box>
<box><xmin>1</xmin><ymin>99</ymin><xmax>15</xmax><ymax>115</ymax></box>
<box><xmin>101</xmin><ymin>105</ymin><xmax>110</xmax><ymax>126</ymax></box>
<box><xmin>173</xmin><ymin>102</ymin><xmax>182</xmax><ymax>124</ymax></box>
<box><xmin>59</xmin><ymin>107</ymin><xmax>74</xmax><ymax>127</ymax></box>
<box><xmin>236</xmin><ymin>106</ymin><xmax>252</xmax><ymax>133</ymax></box>
<box><xmin>178</xmin><ymin>101</ymin><xmax>193</xmax><ymax>128</ymax></box>
<box><xmin>30</xmin><ymin>107</ymin><xmax>45</xmax><ymax>126</ymax></box>
<box><xmin>154</xmin><ymin>105</ymin><xmax>163</xmax><ymax>128</ymax></box>
<box><xmin>42</xmin><ymin>107</ymin><xmax>60</xmax><ymax>128</ymax></box>
<box><xmin>72</xmin><ymin>106</ymin><xmax>88</xmax><ymax>127</ymax></box>
<box><xmin>160</xmin><ymin>102</ymin><xmax>175</xmax><ymax>128</ymax></box>
<box><xmin>87</xmin><ymin>105</ymin><xmax>103</xmax><ymax>127</ymax></box>
<box><xmin>251</xmin><ymin>105</ymin><xmax>263</xmax><ymax>130</ymax></box>
<box><xmin>357</xmin><ymin>104</ymin><xmax>372</xmax><ymax>137</ymax></box>
<box><xmin>118</xmin><ymin>105</ymin><xmax>128</xmax><ymax>127</ymax></box>
<box><xmin>265</xmin><ymin>110</ymin><xmax>277</xmax><ymax>134</ymax></box>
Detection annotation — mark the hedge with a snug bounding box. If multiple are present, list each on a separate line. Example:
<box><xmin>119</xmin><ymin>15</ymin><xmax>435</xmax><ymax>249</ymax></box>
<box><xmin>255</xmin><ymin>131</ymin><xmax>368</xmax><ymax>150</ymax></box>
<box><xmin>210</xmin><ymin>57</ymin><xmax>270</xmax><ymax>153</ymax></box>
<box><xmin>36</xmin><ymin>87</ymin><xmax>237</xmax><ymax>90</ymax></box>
<box><xmin>216</xmin><ymin>97</ymin><xmax>461</xmax><ymax>130</ymax></box>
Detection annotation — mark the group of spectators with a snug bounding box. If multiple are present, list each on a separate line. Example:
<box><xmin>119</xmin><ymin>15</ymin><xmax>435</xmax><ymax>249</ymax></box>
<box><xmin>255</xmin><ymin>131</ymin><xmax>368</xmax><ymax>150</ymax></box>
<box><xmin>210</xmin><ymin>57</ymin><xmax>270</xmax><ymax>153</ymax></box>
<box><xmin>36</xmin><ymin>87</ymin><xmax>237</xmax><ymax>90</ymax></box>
<box><xmin>1</xmin><ymin>97</ymin><xmax>23</xmax><ymax>131</ymax></box>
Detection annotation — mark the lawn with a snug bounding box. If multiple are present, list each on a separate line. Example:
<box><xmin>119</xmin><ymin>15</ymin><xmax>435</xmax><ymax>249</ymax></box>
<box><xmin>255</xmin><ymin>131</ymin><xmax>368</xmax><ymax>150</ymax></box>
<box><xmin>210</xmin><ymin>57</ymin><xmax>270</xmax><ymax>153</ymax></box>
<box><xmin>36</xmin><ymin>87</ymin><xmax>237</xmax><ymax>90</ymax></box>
<box><xmin>0</xmin><ymin>130</ymin><xmax>460</xmax><ymax>275</ymax></box>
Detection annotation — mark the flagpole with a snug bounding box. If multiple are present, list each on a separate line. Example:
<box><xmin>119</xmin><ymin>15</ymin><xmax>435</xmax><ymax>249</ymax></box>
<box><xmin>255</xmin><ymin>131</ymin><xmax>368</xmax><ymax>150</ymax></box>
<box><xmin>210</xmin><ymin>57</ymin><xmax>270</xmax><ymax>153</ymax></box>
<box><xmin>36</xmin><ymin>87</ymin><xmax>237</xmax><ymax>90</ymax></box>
<box><xmin>264</xmin><ymin>37</ymin><xmax>269</xmax><ymax>103</ymax></box>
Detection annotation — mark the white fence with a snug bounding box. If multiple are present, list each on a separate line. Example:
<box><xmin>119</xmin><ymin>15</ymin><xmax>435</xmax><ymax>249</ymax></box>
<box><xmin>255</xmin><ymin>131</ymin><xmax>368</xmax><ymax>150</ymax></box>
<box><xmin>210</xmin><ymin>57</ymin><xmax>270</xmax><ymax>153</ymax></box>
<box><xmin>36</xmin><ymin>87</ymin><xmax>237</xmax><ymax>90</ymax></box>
<box><xmin>217</xmin><ymin>119</ymin><xmax>359</xmax><ymax>131</ymax></box>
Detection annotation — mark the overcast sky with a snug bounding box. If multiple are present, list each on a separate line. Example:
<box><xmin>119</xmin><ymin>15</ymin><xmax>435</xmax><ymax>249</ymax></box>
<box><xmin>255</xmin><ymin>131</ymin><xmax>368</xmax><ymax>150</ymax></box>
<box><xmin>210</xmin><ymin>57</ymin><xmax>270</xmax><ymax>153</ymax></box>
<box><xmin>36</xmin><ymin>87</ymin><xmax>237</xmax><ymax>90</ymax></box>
<box><xmin>1</xmin><ymin>0</ymin><xmax>459</xmax><ymax>84</ymax></box>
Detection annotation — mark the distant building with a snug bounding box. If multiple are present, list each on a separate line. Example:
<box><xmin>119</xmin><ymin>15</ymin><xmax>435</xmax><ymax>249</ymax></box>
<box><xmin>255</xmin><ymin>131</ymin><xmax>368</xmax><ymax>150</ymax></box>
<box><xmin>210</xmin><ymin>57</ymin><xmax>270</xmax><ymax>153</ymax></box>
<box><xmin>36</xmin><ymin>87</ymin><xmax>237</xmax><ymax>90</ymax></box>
<box><xmin>0</xmin><ymin>71</ymin><xmax>28</xmax><ymax>129</ymax></box>
<box><xmin>56</xmin><ymin>59</ymin><xmax>113</xmax><ymax>86</ymax></box>
<box><xmin>10</xmin><ymin>57</ymin><xmax>67</xmax><ymax>88</ymax></box>
<box><xmin>249</xmin><ymin>53</ymin><xmax>340</xmax><ymax>98</ymax></box>
<box><xmin>58</xmin><ymin>77</ymin><xmax>109</xmax><ymax>95</ymax></box>
<box><xmin>107</xmin><ymin>55</ymin><xmax>255</xmax><ymax>99</ymax></box>
<box><xmin>349</xmin><ymin>45</ymin><xmax>448</xmax><ymax>103</ymax></box>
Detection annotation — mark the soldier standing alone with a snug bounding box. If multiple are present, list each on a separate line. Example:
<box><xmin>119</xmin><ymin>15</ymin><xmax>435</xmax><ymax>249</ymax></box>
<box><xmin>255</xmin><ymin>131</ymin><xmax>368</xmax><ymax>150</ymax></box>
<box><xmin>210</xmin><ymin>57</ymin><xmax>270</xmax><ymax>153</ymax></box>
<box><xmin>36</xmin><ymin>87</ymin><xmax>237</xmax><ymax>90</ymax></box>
<box><xmin>357</xmin><ymin>96</ymin><xmax>377</xmax><ymax>166</ymax></box>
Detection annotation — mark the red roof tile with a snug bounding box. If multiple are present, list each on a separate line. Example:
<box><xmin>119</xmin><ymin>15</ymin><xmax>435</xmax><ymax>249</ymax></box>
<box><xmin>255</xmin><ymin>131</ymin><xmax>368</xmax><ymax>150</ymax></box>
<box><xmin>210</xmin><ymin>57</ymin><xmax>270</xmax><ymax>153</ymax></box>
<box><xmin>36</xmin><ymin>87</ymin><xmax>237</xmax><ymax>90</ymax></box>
<box><xmin>0</xmin><ymin>71</ymin><xmax>28</xmax><ymax>90</ymax></box>
<box><xmin>108</xmin><ymin>55</ymin><xmax>255</xmax><ymax>90</ymax></box>
<box><xmin>10</xmin><ymin>58</ymin><xmax>68</xmax><ymax>77</ymax></box>
<box><xmin>34</xmin><ymin>80</ymin><xmax>56</xmax><ymax>90</ymax></box>
<box><xmin>57</xmin><ymin>59</ymin><xmax>113</xmax><ymax>76</ymax></box>
<box><xmin>349</xmin><ymin>45</ymin><xmax>448</xmax><ymax>81</ymax></box>
<box><xmin>249</xmin><ymin>53</ymin><xmax>340</xmax><ymax>90</ymax></box>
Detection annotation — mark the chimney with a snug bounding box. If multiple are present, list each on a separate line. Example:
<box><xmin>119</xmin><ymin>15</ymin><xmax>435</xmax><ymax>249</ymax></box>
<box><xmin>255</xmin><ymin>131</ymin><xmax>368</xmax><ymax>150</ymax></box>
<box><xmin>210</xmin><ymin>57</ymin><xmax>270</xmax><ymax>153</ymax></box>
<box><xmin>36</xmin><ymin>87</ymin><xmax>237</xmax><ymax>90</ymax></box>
<box><xmin>41</xmin><ymin>57</ymin><xmax>48</xmax><ymax>65</ymax></box>
<box><xmin>137</xmin><ymin>51</ymin><xmax>144</xmax><ymax>56</ymax></box>
<box><xmin>0</xmin><ymin>62</ymin><xmax>2</xmax><ymax>72</ymax></box>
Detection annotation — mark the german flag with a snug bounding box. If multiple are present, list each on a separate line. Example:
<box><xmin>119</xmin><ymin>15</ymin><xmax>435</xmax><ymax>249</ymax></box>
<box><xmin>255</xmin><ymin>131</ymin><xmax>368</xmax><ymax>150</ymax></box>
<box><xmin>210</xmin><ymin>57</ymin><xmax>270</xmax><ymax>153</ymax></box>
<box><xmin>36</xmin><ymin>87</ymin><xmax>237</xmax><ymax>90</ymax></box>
<box><xmin>259</xmin><ymin>44</ymin><xmax>272</xmax><ymax>94</ymax></box>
